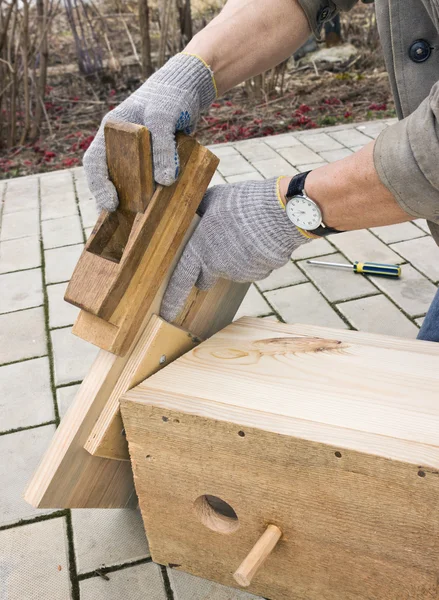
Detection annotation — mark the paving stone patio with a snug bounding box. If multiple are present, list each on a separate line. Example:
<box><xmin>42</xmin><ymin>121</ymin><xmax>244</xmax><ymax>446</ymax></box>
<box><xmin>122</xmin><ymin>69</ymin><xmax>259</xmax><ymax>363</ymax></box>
<box><xmin>1</xmin><ymin>119</ymin><xmax>438</xmax><ymax>599</ymax></box>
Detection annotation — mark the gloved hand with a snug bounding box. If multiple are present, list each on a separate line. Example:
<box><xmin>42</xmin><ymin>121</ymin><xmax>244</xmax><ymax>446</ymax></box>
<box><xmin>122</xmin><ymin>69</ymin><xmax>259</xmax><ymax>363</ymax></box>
<box><xmin>160</xmin><ymin>178</ymin><xmax>309</xmax><ymax>322</ymax></box>
<box><xmin>83</xmin><ymin>53</ymin><xmax>216</xmax><ymax>211</ymax></box>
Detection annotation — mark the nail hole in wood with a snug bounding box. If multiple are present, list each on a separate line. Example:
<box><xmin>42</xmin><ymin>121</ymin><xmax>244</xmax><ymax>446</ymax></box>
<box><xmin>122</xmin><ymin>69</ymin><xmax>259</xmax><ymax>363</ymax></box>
<box><xmin>418</xmin><ymin>470</ymin><xmax>426</xmax><ymax>477</ymax></box>
<box><xmin>162</xmin><ymin>416</ymin><xmax>169</xmax><ymax>422</ymax></box>
<box><xmin>193</xmin><ymin>495</ymin><xmax>240</xmax><ymax>535</ymax></box>
<box><xmin>238</xmin><ymin>431</ymin><xmax>245</xmax><ymax>437</ymax></box>
<box><xmin>335</xmin><ymin>451</ymin><xmax>342</xmax><ymax>458</ymax></box>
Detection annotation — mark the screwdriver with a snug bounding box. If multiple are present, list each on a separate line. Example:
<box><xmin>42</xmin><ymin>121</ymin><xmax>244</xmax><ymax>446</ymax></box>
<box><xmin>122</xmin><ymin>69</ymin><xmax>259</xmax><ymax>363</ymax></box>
<box><xmin>306</xmin><ymin>260</ymin><xmax>401</xmax><ymax>278</ymax></box>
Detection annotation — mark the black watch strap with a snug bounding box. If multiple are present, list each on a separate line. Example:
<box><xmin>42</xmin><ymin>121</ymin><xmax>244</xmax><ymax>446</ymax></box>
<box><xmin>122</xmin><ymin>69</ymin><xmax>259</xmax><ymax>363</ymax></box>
<box><xmin>285</xmin><ymin>171</ymin><xmax>343</xmax><ymax>237</ymax></box>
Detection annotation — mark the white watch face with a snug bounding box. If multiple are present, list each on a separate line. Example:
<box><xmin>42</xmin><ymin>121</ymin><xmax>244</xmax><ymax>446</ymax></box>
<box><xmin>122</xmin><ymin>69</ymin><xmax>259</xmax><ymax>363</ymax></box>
<box><xmin>286</xmin><ymin>195</ymin><xmax>322</xmax><ymax>230</ymax></box>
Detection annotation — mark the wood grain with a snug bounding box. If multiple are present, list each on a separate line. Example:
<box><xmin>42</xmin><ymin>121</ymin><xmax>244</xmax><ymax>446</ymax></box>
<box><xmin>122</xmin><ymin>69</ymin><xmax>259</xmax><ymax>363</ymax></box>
<box><xmin>85</xmin><ymin>279</ymin><xmax>249</xmax><ymax>460</ymax></box>
<box><xmin>234</xmin><ymin>524</ymin><xmax>283</xmax><ymax>587</ymax></box>
<box><xmin>121</xmin><ymin>380</ymin><xmax>439</xmax><ymax>599</ymax></box>
<box><xmin>85</xmin><ymin>315</ymin><xmax>199</xmax><ymax>460</ymax></box>
<box><xmin>123</xmin><ymin>317</ymin><xmax>439</xmax><ymax>464</ymax></box>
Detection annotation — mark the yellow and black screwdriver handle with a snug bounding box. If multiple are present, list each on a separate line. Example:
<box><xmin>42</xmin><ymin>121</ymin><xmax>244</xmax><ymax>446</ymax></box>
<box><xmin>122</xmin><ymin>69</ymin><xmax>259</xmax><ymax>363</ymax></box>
<box><xmin>353</xmin><ymin>262</ymin><xmax>401</xmax><ymax>278</ymax></box>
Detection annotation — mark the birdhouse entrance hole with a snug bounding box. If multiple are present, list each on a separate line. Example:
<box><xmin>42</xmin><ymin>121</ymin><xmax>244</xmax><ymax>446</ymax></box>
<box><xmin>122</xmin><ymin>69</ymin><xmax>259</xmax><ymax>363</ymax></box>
<box><xmin>193</xmin><ymin>495</ymin><xmax>240</xmax><ymax>534</ymax></box>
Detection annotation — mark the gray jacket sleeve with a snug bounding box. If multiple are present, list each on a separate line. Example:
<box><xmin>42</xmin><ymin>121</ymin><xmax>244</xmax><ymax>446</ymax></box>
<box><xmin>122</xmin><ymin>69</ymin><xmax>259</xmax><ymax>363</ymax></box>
<box><xmin>374</xmin><ymin>81</ymin><xmax>439</xmax><ymax>227</ymax></box>
<box><xmin>296</xmin><ymin>0</ymin><xmax>358</xmax><ymax>38</ymax></box>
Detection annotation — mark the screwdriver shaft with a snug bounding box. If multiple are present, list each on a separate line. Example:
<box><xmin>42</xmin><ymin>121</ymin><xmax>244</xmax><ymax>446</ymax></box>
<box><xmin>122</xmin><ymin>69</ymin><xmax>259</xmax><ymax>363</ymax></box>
<box><xmin>307</xmin><ymin>260</ymin><xmax>352</xmax><ymax>270</ymax></box>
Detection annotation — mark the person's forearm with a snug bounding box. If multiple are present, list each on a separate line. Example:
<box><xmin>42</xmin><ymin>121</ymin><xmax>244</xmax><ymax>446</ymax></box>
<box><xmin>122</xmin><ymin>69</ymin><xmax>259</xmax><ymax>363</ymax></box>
<box><xmin>279</xmin><ymin>140</ymin><xmax>414</xmax><ymax>231</ymax></box>
<box><xmin>184</xmin><ymin>0</ymin><xmax>310</xmax><ymax>95</ymax></box>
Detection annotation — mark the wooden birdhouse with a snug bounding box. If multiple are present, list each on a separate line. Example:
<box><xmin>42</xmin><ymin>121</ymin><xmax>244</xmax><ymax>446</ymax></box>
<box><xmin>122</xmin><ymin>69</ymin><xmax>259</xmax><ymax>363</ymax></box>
<box><xmin>121</xmin><ymin>317</ymin><xmax>439</xmax><ymax>600</ymax></box>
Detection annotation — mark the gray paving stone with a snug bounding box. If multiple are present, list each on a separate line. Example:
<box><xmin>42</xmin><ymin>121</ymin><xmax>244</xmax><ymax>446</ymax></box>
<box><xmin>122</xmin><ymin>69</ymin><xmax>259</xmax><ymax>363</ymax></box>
<box><xmin>356</xmin><ymin>121</ymin><xmax>388</xmax><ymax>139</ymax></box>
<box><xmin>0</xmin><ymin>517</ymin><xmax>71</xmax><ymax>600</ymax></box>
<box><xmin>291</xmin><ymin>237</ymin><xmax>334</xmax><ymax>260</ymax></box>
<box><xmin>264</xmin><ymin>133</ymin><xmax>303</xmax><ymax>149</ymax></box>
<box><xmin>371</xmin><ymin>264</ymin><xmax>437</xmax><ymax>316</ymax></box>
<box><xmin>40</xmin><ymin>171</ymin><xmax>77</xmax><ymax>220</ymax></box>
<box><xmin>169</xmin><ymin>569</ymin><xmax>263</xmax><ymax>599</ymax></box>
<box><xmin>0</xmin><ymin>357</ymin><xmax>54</xmax><ymax>431</ymax></box>
<box><xmin>47</xmin><ymin>282</ymin><xmax>80</xmax><ymax>328</ymax></box>
<box><xmin>0</xmin><ymin>235</ymin><xmax>41</xmax><ymax>274</ymax></box>
<box><xmin>234</xmin><ymin>141</ymin><xmax>278</xmax><ymax>162</ymax></box>
<box><xmin>297</xmin><ymin>162</ymin><xmax>328</xmax><ymax>172</ymax></box>
<box><xmin>79</xmin><ymin>198</ymin><xmax>99</xmax><ymax>228</ymax></box>
<box><xmin>337</xmin><ymin>294</ymin><xmax>418</xmax><ymax>337</ymax></box>
<box><xmin>0</xmin><ymin>424</ymin><xmax>56</xmax><ymax>525</ymax></box>
<box><xmin>391</xmin><ymin>236</ymin><xmax>439</xmax><ymax>282</ymax></box>
<box><xmin>0</xmin><ymin>268</ymin><xmax>43</xmax><ymax>314</ymax></box>
<box><xmin>217</xmin><ymin>154</ymin><xmax>257</xmax><ymax>177</ymax></box>
<box><xmin>370</xmin><ymin>222</ymin><xmax>425</xmax><ymax>244</ymax></box>
<box><xmin>57</xmin><ymin>383</ymin><xmax>80</xmax><ymax>419</ymax></box>
<box><xmin>72</xmin><ymin>508</ymin><xmax>149</xmax><ymax>573</ymax></box>
<box><xmin>279</xmin><ymin>145</ymin><xmax>321</xmax><ymax>166</ymax></box>
<box><xmin>319</xmin><ymin>148</ymin><xmax>353</xmax><ymax>162</ymax></box>
<box><xmin>208</xmin><ymin>171</ymin><xmax>226</xmax><ymax>187</ymax></box>
<box><xmin>257</xmin><ymin>261</ymin><xmax>307</xmax><ymax>291</ymax></box>
<box><xmin>84</xmin><ymin>227</ymin><xmax>93</xmax><ymax>239</ymax></box>
<box><xmin>73</xmin><ymin>168</ymin><xmax>92</xmax><ymax>201</ymax></box>
<box><xmin>0</xmin><ymin>306</ymin><xmax>46</xmax><ymax>364</ymax></box>
<box><xmin>226</xmin><ymin>172</ymin><xmax>264</xmax><ymax>183</ymax></box>
<box><xmin>252</xmin><ymin>156</ymin><xmax>298</xmax><ymax>178</ymax></box>
<box><xmin>80</xmin><ymin>562</ymin><xmax>167</xmax><ymax>600</ymax></box>
<box><xmin>42</xmin><ymin>214</ymin><xmax>83</xmax><ymax>249</ymax></box>
<box><xmin>51</xmin><ymin>326</ymin><xmax>99</xmax><ymax>386</ymax></box>
<box><xmin>234</xmin><ymin>285</ymin><xmax>272</xmax><ymax>319</ymax></box>
<box><xmin>44</xmin><ymin>243</ymin><xmax>84</xmax><ymax>284</ymax></box>
<box><xmin>413</xmin><ymin>219</ymin><xmax>430</xmax><ymax>234</ymax></box>
<box><xmin>298</xmin><ymin>253</ymin><xmax>376</xmax><ymax>302</ymax></box>
<box><xmin>329</xmin><ymin>128</ymin><xmax>373</xmax><ymax>147</ymax></box>
<box><xmin>416</xmin><ymin>317</ymin><xmax>425</xmax><ymax>328</ymax></box>
<box><xmin>41</xmin><ymin>195</ymin><xmax>78</xmax><ymax>221</ymax></box>
<box><xmin>298</xmin><ymin>132</ymin><xmax>343</xmax><ymax>152</ymax></box>
<box><xmin>0</xmin><ymin>209</ymin><xmax>39</xmax><ymax>241</ymax></box>
<box><xmin>265</xmin><ymin>282</ymin><xmax>347</xmax><ymax>328</ymax></box>
<box><xmin>2</xmin><ymin>175</ymin><xmax>39</xmax><ymax>214</ymax></box>
<box><xmin>208</xmin><ymin>145</ymin><xmax>239</xmax><ymax>158</ymax></box>
<box><xmin>329</xmin><ymin>229</ymin><xmax>402</xmax><ymax>264</ymax></box>
<box><xmin>350</xmin><ymin>144</ymin><xmax>367</xmax><ymax>153</ymax></box>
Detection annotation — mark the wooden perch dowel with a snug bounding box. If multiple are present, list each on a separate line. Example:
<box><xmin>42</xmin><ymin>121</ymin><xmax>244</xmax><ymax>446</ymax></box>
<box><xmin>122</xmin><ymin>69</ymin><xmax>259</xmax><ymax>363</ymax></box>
<box><xmin>233</xmin><ymin>524</ymin><xmax>282</xmax><ymax>587</ymax></box>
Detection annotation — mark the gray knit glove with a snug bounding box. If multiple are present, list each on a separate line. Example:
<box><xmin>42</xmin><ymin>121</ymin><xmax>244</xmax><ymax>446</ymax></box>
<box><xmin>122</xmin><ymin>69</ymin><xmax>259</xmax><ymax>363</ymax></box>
<box><xmin>83</xmin><ymin>53</ymin><xmax>216</xmax><ymax>211</ymax></box>
<box><xmin>160</xmin><ymin>178</ymin><xmax>309</xmax><ymax>322</ymax></box>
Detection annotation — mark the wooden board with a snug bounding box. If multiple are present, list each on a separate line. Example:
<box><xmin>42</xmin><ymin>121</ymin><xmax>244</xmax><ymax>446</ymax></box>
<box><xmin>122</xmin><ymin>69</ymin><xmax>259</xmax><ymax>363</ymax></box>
<box><xmin>70</xmin><ymin>132</ymin><xmax>219</xmax><ymax>356</ymax></box>
<box><xmin>120</xmin><ymin>318</ymin><xmax>439</xmax><ymax>599</ymax></box>
<box><xmin>84</xmin><ymin>315</ymin><xmax>200</xmax><ymax>461</ymax></box>
<box><xmin>121</xmin><ymin>402</ymin><xmax>439</xmax><ymax>600</ymax></box>
<box><xmin>85</xmin><ymin>278</ymin><xmax>249</xmax><ymax>461</ymax></box>
<box><xmin>24</xmin><ymin>258</ymin><xmax>248</xmax><ymax>508</ymax></box>
<box><xmin>121</xmin><ymin>317</ymin><xmax>439</xmax><ymax>467</ymax></box>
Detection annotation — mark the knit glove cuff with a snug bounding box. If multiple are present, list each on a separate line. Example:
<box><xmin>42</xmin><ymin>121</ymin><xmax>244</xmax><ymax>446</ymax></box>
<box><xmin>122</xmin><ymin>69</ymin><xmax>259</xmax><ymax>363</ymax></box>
<box><xmin>158</xmin><ymin>53</ymin><xmax>217</xmax><ymax>109</ymax></box>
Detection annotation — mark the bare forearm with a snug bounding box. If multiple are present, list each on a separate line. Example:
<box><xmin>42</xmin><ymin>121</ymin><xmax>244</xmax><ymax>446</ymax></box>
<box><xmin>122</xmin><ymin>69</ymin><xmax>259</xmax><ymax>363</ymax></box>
<box><xmin>185</xmin><ymin>0</ymin><xmax>310</xmax><ymax>94</ymax></box>
<box><xmin>279</xmin><ymin>141</ymin><xmax>414</xmax><ymax>231</ymax></box>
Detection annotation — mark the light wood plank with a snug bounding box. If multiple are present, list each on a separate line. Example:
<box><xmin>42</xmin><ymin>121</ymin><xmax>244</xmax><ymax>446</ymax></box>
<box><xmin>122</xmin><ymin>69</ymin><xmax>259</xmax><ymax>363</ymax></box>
<box><xmin>85</xmin><ymin>316</ymin><xmax>200</xmax><ymax>460</ymax></box>
<box><xmin>122</xmin><ymin>317</ymin><xmax>439</xmax><ymax>467</ymax></box>
<box><xmin>86</xmin><ymin>279</ymin><xmax>249</xmax><ymax>460</ymax></box>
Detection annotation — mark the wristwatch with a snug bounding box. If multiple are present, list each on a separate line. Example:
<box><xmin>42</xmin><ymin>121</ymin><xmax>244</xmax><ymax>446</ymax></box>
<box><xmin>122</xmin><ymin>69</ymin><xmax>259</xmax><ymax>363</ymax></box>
<box><xmin>284</xmin><ymin>171</ymin><xmax>342</xmax><ymax>237</ymax></box>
